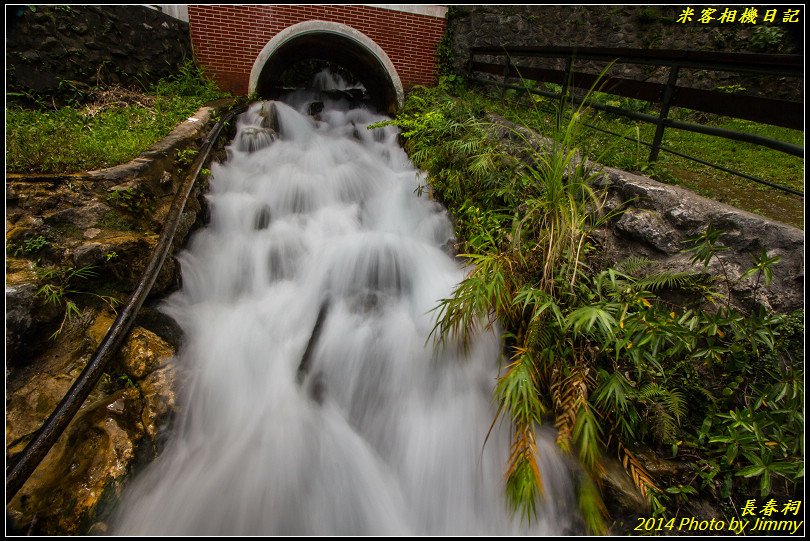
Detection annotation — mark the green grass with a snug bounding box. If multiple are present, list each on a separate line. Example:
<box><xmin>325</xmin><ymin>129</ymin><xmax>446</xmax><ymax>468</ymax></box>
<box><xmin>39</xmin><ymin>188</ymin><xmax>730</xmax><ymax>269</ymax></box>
<box><xmin>499</xmin><ymin>87</ymin><xmax>804</xmax><ymax>228</ymax></box>
<box><xmin>6</xmin><ymin>63</ymin><xmax>230</xmax><ymax>174</ymax></box>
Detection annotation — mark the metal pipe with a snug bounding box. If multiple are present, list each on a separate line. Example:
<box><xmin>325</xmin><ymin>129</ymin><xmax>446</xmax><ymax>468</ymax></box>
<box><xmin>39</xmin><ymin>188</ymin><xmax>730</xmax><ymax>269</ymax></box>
<box><xmin>5</xmin><ymin>104</ymin><xmax>247</xmax><ymax>503</ymax></box>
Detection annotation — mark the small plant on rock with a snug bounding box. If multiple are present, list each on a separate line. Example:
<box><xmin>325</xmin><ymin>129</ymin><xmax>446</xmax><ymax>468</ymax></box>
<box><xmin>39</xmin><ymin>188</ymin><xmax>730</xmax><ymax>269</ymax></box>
<box><xmin>35</xmin><ymin>265</ymin><xmax>120</xmax><ymax>339</ymax></box>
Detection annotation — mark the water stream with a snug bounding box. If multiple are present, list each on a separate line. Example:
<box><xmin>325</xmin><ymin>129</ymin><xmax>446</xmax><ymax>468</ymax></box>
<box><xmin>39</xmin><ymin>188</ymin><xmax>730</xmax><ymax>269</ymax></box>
<box><xmin>112</xmin><ymin>73</ymin><xmax>580</xmax><ymax>535</ymax></box>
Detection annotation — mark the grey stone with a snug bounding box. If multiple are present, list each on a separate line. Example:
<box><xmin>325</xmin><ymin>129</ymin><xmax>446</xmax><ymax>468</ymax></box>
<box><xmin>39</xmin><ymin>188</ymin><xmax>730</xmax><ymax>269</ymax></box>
<box><xmin>615</xmin><ymin>209</ymin><xmax>680</xmax><ymax>254</ymax></box>
<box><xmin>45</xmin><ymin>201</ymin><xmax>111</xmax><ymax>230</ymax></box>
<box><xmin>72</xmin><ymin>242</ymin><xmax>106</xmax><ymax>267</ymax></box>
<box><xmin>666</xmin><ymin>204</ymin><xmax>703</xmax><ymax>229</ymax></box>
<box><xmin>6</xmin><ymin>284</ymin><xmax>37</xmax><ymax>358</ymax></box>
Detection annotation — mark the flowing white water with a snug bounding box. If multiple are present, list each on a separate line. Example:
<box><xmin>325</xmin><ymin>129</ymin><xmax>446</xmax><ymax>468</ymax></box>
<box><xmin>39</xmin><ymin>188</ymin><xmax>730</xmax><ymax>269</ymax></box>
<box><xmin>112</xmin><ymin>79</ymin><xmax>580</xmax><ymax>535</ymax></box>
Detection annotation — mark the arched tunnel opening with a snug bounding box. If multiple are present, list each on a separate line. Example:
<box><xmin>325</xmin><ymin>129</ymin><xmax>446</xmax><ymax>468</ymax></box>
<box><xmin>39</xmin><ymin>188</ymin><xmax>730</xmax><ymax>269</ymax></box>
<box><xmin>254</xmin><ymin>31</ymin><xmax>402</xmax><ymax>114</ymax></box>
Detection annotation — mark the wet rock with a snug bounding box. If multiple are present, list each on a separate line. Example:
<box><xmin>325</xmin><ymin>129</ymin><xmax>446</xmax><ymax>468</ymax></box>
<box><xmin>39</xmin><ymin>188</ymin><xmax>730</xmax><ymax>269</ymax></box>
<box><xmin>260</xmin><ymin>101</ymin><xmax>280</xmax><ymax>131</ymax></box>
<box><xmin>118</xmin><ymin>327</ymin><xmax>174</xmax><ymax>380</ymax></box>
<box><xmin>634</xmin><ymin>449</ymin><xmax>692</xmax><ymax>479</ymax></box>
<box><xmin>6</xmin><ymin>283</ymin><xmax>38</xmax><ymax>361</ymax></box>
<box><xmin>239</xmin><ymin>127</ymin><xmax>277</xmax><ymax>153</ymax></box>
<box><xmin>308</xmin><ymin>101</ymin><xmax>325</xmax><ymax>116</ymax></box>
<box><xmin>5</xmin><ymin>272</ymin><xmax>62</xmax><ymax>363</ymax></box>
<box><xmin>601</xmin><ymin>458</ymin><xmax>647</xmax><ymax>515</ymax></box>
<box><xmin>87</xmin><ymin>310</ymin><xmax>116</xmax><ymax>350</ymax></box>
<box><xmin>6</xmin><ymin>216</ymin><xmax>46</xmax><ymax>248</ymax></box>
<box><xmin>134</xmin><ymin>306</ymin><xmax>184</xmax><ymax>350</ymax></box>
<box><xmin>7</xmin><ymin>387</ymin><xmax>143</xmax><ymax>535</ymax></box>
<box><xmin>7</xmin><ymin>320</ymin><xmax>178</xmax><ymax>535</ymax></box>
<box><xmin>139</xmin><ymin>363</ymin><xmax>177</xmax><ymax>439</ymax></box>
<box><xmin>87</xmin><ymin>522</ymin><xmax>108</xmax><ymax>535</ymax></box>
<box><xmin>73</xmin><ymin>242</ymin><xmax>107</xmax><ymax>267</ymax></box>
<box><xmin>6</xmin><ymin>257</ymin><xmax>39</xmax><ymax>285</ymax></box>
<box><xmin>45</xmin><ymin>200</ymin><xmax>112</xmax><ymax>230</ymax></box>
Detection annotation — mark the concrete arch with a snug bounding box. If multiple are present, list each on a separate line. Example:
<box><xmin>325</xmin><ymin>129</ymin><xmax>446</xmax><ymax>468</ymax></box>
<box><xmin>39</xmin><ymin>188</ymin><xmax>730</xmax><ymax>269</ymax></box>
<box><xmin>248</xmin><ymin>20</ymin><xmax>404</xmax><ymax>111</ymax></box>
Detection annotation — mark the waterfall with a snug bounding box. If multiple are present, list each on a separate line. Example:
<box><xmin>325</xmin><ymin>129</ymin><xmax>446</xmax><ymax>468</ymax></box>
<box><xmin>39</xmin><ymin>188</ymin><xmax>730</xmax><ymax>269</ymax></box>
<box><xmin>111</xmin><ymin>74</ymin><xmax>580</xmax><ymax>535</ymax></box>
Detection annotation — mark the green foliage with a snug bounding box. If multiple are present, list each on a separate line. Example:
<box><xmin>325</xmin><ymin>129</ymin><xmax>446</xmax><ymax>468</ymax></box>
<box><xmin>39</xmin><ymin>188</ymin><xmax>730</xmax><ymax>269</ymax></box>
<box><xmin>750</xmin><ymin>26</ymin><xmax>786</xmax><ymax>52</ymax></box>
<box><xmin>698</xmin><ymin>309</ymin><xmax>804</xmax><ymax>500</ymax></box>
<box><xmin>494</xmin><ymin>76</ymin><xmax>803</xmax><ymax>228</ymax></box>
<box><xmin>150</xmin><ymin>60</ymin><xmax>228</xmax><ymax>104</ymax></box>
<box><xmin>106</xmin><ymin>186</ymin><xmax>155</xmax><ymax>217</ymax></box>
<box><xmin>636</xmin><ymin>7</ymin><xmax>660</xmax><ymax>24</ymax></box>
<box><xmin>435</xmin><ymin>28</ymin><xmax>456</xmax><ymax>77</ymax></box>
<box><xmin>6</xmin><ymin>60</ymin><xmax>229</xmax><ymax>174</ymax></box>
<box><xmin>176</xmin><ymin>147</ymin><xmax>199</xmax><ymax>167</ymax></box>
<box><xmin>35</xmin><ymin>265</ymin><xmax>120</xmax><ymax>339</ymax></box>
<box><xmin>393</xmin><ymin>79</ymin><xmax>802</xmax><ymax>531</ymax></box>
<box><xmin>11</xmin><ymin>235</ymin><xmax>50</xmax><ymax>256</ymax></box>
<box><xmin>714</xmin><ymin>84</ymin><xmax>747</xmax><ymax>94</ymax></box>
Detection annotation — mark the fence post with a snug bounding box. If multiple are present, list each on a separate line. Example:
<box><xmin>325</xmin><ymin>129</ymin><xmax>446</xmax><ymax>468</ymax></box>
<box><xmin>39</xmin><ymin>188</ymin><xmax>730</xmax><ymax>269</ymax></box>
<box><xmin>500</xmin><ymin>55</ymin><xmax>511</xmax><ymax>101</ymax></box>
<box><xmin>557</xmin><ymin>57</ymin><xmax>573</xmax><ymax>131</ymax></box>
<box><xmin>649</xmin><ymin>65</ymin><xmax>680</xmax><ymax>164</ymax></box>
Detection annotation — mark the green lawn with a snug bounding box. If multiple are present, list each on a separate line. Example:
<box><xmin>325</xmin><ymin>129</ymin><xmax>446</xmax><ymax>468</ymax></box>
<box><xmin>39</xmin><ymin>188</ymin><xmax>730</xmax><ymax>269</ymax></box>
<box><xmin>6</xmin><ymin>63</ymin><xmax>230</xmax><ymax>174</ymax></box>
<box><xmin>500</xmin><ymin>87</ymin><xmax>804</xmax><ymax>228</ymax></box>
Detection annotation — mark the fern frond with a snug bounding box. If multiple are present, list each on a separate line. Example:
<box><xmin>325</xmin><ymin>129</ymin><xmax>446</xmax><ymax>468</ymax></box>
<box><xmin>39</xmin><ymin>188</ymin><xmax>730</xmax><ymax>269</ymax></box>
<box><xmin>552</xmin><ymin>356</ymin><xmax>592</xmax><ymax>452</ymax></box>
<box><xmin>573</xmin><ymin>399</ymin><xmax>603</xmax><ymax>474</ymax></box>
<box><xmin>618</xmin><ymin>443</ymin><xmax>658</xmax><ymax>502</ymax></box>
<box><xmin>616</xmin><ymin>256</ymin><xmax>652</xmax><ymax>275</ymax></box>
<box><xmin>638</xmin><ymin>383</ymin><xmax>686</xmax><ymax>424</ymax></box>
<box><xmin>496</xmin><ymin>350</ymin><xmax>545</xmax><ymax>426</ymax></box>
<box><xmin>634</xmin><ymin>271</ymin><xmax>703</xmax><ymax>292</ymax></box>
<box><xmin>505</xmin><ymin>427</ymin><xmax>544</xmax><ymax>522</ymax></box>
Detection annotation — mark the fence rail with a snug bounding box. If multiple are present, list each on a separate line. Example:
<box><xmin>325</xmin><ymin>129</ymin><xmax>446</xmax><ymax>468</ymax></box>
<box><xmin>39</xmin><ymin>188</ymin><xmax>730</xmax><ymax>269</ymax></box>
<box><xmin>467</xmin><ymin>46</ymin><xmax>803</xmax><ymax>197</ymax></box>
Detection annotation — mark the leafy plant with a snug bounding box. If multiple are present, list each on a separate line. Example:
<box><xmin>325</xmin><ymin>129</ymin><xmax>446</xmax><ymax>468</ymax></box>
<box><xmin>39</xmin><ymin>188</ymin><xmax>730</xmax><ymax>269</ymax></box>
<box><xmin>176</xmin><ymin>147</ymin><xmax>198</xmax><ymax>167</ymax></box>
<box><xmin>35</xmin><ymin>265</ymin><xmax>120</xmax><ymax>339</ymax></box>
<box><xmin>106</xmin><ymin>186</ymin><xmax>155</xmax><ymax>216</ymax></box>
<box><xmin>750</xmin><ymin>26</ymin><xmax>786</xmax><ymax>52</ymax></box>
<box><xmin>12</xmin><ymin>235</ymin><xmax>50</xmax><ymax>256</ymax></box>
<box><xmin>388</xmin><ymin>78</ymin><xmax>802</xmax><ymax>532</ymax></box>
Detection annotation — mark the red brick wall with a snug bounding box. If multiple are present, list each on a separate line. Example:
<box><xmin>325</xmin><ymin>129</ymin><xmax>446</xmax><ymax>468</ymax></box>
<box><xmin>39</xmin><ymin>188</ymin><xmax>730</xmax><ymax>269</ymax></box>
<box><xmin>188</xmin><ymin>5</ymin><xmax>446</xmax><ymax>95</ymax></box>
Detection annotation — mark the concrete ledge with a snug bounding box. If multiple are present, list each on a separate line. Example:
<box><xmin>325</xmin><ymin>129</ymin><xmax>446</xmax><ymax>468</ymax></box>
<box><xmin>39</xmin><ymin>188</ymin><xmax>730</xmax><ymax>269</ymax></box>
<box><xmin>367</xmin><ymin>5</ymin><xmax>448</xmax><ymax>18</ymax></box>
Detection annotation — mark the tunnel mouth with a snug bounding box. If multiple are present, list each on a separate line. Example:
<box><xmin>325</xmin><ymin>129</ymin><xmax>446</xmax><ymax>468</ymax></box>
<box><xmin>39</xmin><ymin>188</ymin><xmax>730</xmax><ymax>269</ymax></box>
<box><xmin>250</xmin><ymin>23</ymin><xmax>403</xmax><ymax>114</ymax></box>
<box><xmin>264</xmin><ymin>59</ymin><xmax>370</xmax><ymax>107</ymax></box>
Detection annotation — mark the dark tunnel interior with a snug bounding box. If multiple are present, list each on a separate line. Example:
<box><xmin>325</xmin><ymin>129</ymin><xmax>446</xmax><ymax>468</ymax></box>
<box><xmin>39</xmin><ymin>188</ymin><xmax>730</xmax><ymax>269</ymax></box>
<box><xmin>255</xmin><ymin>33</ymin><xmax>399</xmax><ymax>113</ymax></box>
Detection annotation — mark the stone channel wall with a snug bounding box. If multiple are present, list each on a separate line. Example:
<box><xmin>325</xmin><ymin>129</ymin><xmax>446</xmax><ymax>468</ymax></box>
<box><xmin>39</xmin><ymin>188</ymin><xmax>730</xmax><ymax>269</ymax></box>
<box><xmin>6</xmin><ymin>5</ymin><xmax>192</xmax><ymax>100</ymax></box>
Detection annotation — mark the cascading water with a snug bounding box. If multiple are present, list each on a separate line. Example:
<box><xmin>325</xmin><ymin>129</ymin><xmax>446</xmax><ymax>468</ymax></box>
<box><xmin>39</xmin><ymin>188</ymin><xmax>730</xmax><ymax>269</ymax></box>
<box><xmin>112</xmin><ymin>72</ymin><xmax>581</xmax><ymax>535</ymax></box>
